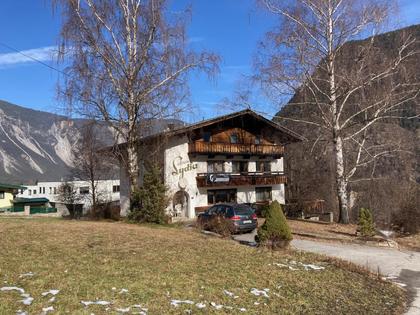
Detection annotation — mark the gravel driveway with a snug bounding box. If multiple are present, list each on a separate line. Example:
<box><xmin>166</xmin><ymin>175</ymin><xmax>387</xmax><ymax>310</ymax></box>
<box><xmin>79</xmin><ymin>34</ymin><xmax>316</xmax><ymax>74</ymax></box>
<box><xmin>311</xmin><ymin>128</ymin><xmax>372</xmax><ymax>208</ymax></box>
<box><xmin>233</xmin><ymin>231</ymin><xmax>420</xmax><ymax>315</ymax></box>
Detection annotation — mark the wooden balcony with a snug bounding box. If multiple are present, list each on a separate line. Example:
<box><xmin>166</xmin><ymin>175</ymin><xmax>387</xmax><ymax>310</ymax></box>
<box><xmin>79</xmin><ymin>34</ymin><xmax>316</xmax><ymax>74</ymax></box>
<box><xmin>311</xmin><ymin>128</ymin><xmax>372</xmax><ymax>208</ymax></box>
<box><xmin>189</xmin><ymin>141</ymin><xmax>284</xmax><ymax>156</ymax></box>
<box><xmin>196</xmin><ymin>172</ymin><xmax>287</xmax><ymax>188</ymax></box>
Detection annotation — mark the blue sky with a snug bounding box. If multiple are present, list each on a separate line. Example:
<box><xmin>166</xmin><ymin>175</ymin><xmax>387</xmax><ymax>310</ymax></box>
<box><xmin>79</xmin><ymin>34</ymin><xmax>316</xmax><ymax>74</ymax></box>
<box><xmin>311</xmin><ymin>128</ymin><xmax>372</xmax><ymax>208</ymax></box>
<box><xmin>0</xmin><ymin>0</ymin><xmax>419</xmax><ymax>122</ymax></box>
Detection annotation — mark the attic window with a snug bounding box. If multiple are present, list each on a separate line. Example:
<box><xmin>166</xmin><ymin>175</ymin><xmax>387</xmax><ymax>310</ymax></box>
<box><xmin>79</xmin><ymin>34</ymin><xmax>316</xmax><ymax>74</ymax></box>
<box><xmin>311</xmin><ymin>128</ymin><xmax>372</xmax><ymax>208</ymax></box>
<box><xmin>230</xmin><ymin>133</ymin><xmax>238</xmax><ymax>144</ymax></box>
<box><xmin>203</xmin><ymin>132</ymin><xmax>211</xmax><ymax>142</ymax></box>
<box><xmin>0</xmin><ymin>191</ymin><xmax>4</xmax><ymax>199</ymax></box>
<box><xmin>255</xmin><ymin>136</ymin><xmax>261</xmax><ymax>145</ymax></box>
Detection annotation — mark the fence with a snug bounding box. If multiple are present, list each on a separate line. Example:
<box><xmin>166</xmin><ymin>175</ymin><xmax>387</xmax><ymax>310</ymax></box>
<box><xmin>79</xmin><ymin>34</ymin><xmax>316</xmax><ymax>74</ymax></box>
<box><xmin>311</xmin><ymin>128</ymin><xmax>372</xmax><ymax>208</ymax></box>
<box><xmin>10</xmin><ymin>205</ymin><xmax>24</xmax><ymax>212</ymax></box>
<box><xmin>29</xmin><ymin>207</ymin><xmax>57</xmax><ymax>214</ymax></box>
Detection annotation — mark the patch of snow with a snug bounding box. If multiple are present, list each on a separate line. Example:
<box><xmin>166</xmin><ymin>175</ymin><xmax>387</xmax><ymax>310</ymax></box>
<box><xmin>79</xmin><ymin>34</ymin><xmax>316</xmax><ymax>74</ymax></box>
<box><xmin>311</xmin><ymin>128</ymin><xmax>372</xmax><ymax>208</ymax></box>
<box><xmin>20</xmin><ymin>296</ymin><xmax>34</xmax><ymax>305</ymax></box>
<box><xmin>196</xmin><ymin>302</ymin><xmax>206</xmax><ymax>309</ymax></box>
<box><xmin>48</xmin><ymin>296</ymin><xmax>56</xmax><ymax>303</ymax></box>
<box><xmin>210</xmin><ymin>302</ymin><xmax>224</xmax><ymax>310</ymax></box>
<box><xmin>132</xmin><ymin>304</ymin><xmax>148</xmax><ymax>314</ymax></box>
<box><xmin>274</xmin><ymin>260</ymin><xmax>325</xmax><ymax>271</ymax></box>
<box><xmin>42</xmin><ymin>306</ymin><xmax>54</xmax><ymax>314</ymax></box>
<box><xmin>115</xmin><ymin>307</ymin><xmax>130</xmax><ymax>313</ymax></box>
<box><xmin>393</xmin><ymin>282</ymin><xmax>407</xmax><ymax>288</ymax></box>
<box><xmin>42</xmin><ymin>289</ymin><xmax>60</xmax><ymax>296</ymax></box>
<box><xmin>81</xmin><ymin>300</ymin><xmax>112</xmax><ymax>306</ymax></box>
<box><xmin>273</xmin><ymin>263</ymin><xmax>288</xmax><ymax>268</ymax></box>
<box><xmin>238</xmin><ymin>307</ymin><xmax>247</xmax><ymax>312</ymax></box>
<box><xmin>111</xmin><ymin>287</ymin><xmax>117</xmax><ymax>291</ymax></box>
<box><xmin>170</xmin><ymin>300</ymin><xmax>194</xmax><ymax>307</ymax></box>
<box><xmin>19</xmin><ymin>272</ymin><xmax>34</xmax><ymax>278</ymax></box>
<box><xmin>132</xmin><ymin>304</ymin><xmax>148</xmax><ymax>312</ymax></box>
<box><xmin>300</xmin><ymin>263</ymin><xmax>325</xmax><ymax>271</ymax></box>
<box><xmin>378</xmin><ymin>230</ymin><xmax>394</xmax><ymax>239</ymax></box>
<box><xmin>16</xmin><ymin>310</ymin><xmax>27</xmax><ymax>315</ymax></box>
<box><xmin>119</xmin><ymin>288</ymin><xmax>128</xmax><ymax>294</ymax></box>
<box><xmin>0</xmin><ymin>286</ymin><xmax>25</xmax><ymax>294</ymax></box>
<box><xmin>250</xmin><ymin>288</ymin><xmax>269</xmax><ymax>298</ymax></box>
<box><xmin>382</xmin><ymin>275</ymin><xmax>398</xmax><ymax>281</ymax></box>
<box><xmin>223</xmin><ymin>289</ymin><xmax>239</xmax><ymax>299</ymax></box>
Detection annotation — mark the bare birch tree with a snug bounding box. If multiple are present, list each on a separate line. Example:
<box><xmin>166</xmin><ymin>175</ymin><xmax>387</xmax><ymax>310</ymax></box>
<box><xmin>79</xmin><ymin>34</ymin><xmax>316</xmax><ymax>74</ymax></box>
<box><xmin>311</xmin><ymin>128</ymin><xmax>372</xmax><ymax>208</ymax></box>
<box><xmin>71</xmin><ymin>121</ymin><xmax>114</xmax><ymax>216</ymax></box>
<box><xmin>255</xmin><ymin>0</ymin><xmax>419</xmax><ymax>223</ymax></box>
<box><xmin>55</xmin><ymin>0</ymin><xmax>219</xmax><ymax>209</ymax></box>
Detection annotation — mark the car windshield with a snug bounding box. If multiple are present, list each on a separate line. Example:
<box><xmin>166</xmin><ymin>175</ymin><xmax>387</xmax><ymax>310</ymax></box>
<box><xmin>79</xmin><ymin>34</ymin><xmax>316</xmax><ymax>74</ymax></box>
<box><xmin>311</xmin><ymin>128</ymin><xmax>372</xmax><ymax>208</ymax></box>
<box><xmin>233</xmin><ymin>205</ymin><xmax>254</xmax><ymax>215</ymax></box>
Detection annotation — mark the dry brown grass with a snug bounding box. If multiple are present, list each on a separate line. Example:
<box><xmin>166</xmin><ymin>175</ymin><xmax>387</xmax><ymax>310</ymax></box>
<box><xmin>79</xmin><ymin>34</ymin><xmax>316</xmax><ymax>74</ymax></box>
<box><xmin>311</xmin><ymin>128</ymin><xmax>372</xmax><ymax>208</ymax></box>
<box><xmin>288</xmin><ymin>219</ymin><xmax>420</xmax><ymax>251</ymax></box>
<box><xmin>396</xmin><ymin>233</ymin><xmax>420</xmax><ymax>251</ymax></box>
<box><xmin>0</xmin><ymin>217</ymin><xmax>406</xmax><ymax>314</ymax></box>
<box><xmin>288</xmin><ymin>220</ymin><xmax>357</xmax><ymax>239</ymax></box>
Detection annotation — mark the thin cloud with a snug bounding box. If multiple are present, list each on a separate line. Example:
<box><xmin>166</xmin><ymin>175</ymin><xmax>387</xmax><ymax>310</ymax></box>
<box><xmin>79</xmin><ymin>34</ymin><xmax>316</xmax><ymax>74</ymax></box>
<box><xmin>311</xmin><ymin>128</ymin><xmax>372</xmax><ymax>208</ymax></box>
<box><xmin>0</xmin><ymin>46</ymin><xmax>57</xmax><ymax>66</ymax></box>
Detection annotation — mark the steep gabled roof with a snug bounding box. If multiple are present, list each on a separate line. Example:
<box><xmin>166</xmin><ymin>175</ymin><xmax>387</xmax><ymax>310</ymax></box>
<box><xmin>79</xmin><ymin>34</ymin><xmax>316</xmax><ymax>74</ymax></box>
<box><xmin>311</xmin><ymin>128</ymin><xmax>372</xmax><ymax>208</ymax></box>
<box><xmin>106</xmin><ymin>109</ymin><xmax>304</xmax><ymax>152</ymax></box>
<box><xmin>142</xmin><ymin>109</ymin><xmax>304</xmax><ymax>142</ymax></box>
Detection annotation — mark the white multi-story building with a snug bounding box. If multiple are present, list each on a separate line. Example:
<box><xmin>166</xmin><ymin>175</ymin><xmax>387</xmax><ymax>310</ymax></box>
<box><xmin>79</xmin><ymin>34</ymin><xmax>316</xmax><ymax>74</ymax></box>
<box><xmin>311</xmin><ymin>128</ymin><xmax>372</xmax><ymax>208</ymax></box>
<box><xmin>18</xmin><ymin>179</ymin><xmax>120</xmax><ymax>213</ymax></box>
<box><xmin>117</xmin><ymin>109</ymin><xmax>302</xmax><ymax>219</ymax></box>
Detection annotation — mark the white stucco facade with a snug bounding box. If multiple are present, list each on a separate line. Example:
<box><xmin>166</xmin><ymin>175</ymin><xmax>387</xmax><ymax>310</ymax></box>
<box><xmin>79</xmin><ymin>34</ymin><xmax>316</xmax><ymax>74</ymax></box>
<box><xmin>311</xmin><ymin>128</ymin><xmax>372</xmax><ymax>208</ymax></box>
<box><xmin>120</xmin><ymin>135</ymin><xmax>286</xmax><ymax>219</ymax></box>
<box><xmin>18</xmin><ymin>179</ymin><xmax>121</xmax><ymax>213</ymax></box>
<box><xmin>117</xmin><ymin>110</ymin><xmax>300</xmax><ymax>219</ymax></box>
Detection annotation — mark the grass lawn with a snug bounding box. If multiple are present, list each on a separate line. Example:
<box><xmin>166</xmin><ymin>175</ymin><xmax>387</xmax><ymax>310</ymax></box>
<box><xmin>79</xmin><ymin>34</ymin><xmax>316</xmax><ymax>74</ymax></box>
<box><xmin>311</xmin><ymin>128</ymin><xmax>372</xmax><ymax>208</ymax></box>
<box><xmin>0</xmin><ymin>218</ymin><xmax>406</xmax><ymax>314</ymax></box>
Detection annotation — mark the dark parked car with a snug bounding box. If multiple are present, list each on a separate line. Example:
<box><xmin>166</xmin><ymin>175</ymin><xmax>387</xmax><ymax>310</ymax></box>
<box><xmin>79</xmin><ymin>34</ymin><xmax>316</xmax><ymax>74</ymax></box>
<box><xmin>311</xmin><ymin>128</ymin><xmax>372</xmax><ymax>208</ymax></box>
<box><xmin>197</xmin><ymin>203</ymin><xmax>258</xmax><ymax>233</ymax></box>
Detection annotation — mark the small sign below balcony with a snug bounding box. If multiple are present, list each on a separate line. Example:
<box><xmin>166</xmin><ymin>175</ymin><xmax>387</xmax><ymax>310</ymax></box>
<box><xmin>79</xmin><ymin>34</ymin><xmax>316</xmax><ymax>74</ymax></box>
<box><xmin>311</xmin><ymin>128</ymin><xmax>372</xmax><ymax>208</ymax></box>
<box><xmin>196</xmin><ymin>172</ymin><xmax>287</xmax><ymax>188</ymax></box>
<box><xmin>208</xmin><ymin>173</ymin><xmax>230</xmax><ymax>184</ymax></box>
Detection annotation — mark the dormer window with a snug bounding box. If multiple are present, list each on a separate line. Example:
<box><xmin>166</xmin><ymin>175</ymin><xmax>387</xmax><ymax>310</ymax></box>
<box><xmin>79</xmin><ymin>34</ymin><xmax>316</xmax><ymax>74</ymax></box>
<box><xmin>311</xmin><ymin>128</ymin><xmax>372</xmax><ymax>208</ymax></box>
<box><xmin>255</xmin><ymin>136</ymin><xmax>261</xmax><ymax>145</ymax></box>
<box><xmin>230</xmin><ymin>133</ymin><xmax>238</xmax><ymax>144</ymax></box>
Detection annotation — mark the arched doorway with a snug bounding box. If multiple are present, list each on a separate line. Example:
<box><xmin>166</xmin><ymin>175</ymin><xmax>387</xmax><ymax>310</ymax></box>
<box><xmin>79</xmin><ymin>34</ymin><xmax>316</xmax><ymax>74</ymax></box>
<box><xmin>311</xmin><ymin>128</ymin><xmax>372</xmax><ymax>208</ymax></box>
<box><xmin>172</xmin><ymin>190</ymin><xmax>189</xmax><ymax>218</ymax></box>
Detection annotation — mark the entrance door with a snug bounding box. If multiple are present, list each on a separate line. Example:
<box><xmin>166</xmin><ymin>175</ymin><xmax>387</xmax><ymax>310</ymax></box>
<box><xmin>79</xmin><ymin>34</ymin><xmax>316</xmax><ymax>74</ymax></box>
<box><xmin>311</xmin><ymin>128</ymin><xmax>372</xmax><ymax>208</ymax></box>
<box><xmin>173</xmin><ymin>190</ymin><xmax>189</xmax><ymax>217</ymax></box>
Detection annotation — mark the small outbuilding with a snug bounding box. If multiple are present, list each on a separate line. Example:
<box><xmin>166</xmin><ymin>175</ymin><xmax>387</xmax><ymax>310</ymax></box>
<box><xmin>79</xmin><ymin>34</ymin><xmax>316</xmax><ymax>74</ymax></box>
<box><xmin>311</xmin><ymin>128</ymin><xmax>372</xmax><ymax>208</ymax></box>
<box><xmin>12</xmin><ymin>197</ymin><xmax>57</xmax><ymax>215</ymax></box>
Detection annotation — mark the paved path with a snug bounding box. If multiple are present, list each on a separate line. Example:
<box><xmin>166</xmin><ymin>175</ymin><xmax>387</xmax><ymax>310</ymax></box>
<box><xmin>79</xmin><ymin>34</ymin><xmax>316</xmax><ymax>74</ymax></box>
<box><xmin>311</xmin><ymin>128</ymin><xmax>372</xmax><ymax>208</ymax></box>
<box><xmin>233</xmin><ymin>232</ymin><xmax>420</xmax><ymax>315</ymax></box>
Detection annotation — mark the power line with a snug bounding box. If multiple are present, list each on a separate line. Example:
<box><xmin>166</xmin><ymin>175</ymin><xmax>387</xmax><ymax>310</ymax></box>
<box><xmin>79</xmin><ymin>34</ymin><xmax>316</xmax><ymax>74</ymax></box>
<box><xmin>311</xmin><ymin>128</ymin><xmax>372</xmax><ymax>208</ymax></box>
<box><xmin>0</xmin><ymin>42</ymin><xmax>68</xmax><ymax>76</ymax></box>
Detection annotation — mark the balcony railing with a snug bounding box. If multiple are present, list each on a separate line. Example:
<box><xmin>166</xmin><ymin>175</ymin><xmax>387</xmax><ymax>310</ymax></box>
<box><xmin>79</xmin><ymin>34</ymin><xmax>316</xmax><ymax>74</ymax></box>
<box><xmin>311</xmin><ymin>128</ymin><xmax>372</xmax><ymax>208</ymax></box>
<box><xmin>196</xmin><ymin>171</ymin><xmax>287</xmax><ymax>188</ymax></box>
<box><xmin>189</xmin><ymin>141</ymin><xmax>284</xmax><ymax>156</ymax></box>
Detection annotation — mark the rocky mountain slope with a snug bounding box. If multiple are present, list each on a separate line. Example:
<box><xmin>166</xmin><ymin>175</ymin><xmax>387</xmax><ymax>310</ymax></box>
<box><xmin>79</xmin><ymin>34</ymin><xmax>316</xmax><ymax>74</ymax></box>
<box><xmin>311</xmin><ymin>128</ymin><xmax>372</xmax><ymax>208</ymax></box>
<box><xmin>0</xmin><ymin>100</ymin><xmax>182</xmax><ymax>184</ymax></box>
<box><xmin>0</xmin><ymin>100</ymin><xmax>104</xmax><ymax>184</ymax></box>
<box><xmin>276</xmin><ymin>25</ymin><xmax>419</xmax><ymax>224</ymax></box>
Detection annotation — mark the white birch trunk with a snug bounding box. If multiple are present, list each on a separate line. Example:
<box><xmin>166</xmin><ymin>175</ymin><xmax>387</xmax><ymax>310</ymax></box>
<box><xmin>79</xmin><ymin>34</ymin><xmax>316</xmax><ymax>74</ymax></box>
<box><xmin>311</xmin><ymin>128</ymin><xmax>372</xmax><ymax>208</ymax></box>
<box><xmin>333</xmin><ymin>134</ymin><xmax>350</xmax><ymax>223</ymax></box>
<box><xmin>327</xmin><ymin>1</ymin><xmax>349</xmax><ymax>223</ymax></box>
<box><xmin>127</xmin><ymin>111</ymin><xmax>139</xmax><ymax>197</ymax></box>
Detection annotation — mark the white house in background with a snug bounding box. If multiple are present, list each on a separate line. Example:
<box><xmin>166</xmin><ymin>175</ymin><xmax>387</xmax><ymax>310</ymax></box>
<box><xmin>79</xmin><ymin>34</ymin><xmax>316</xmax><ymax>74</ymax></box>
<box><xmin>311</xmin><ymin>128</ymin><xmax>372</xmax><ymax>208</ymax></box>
<box><xmin>115</xmin><ymin>109</ymin><xmax>302</xmax><ymax>219</ymax></box>
<box><xmin>18</xmin><ymin>179</ymin><xmax>120</xmax><ymax>213</ymax></box>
